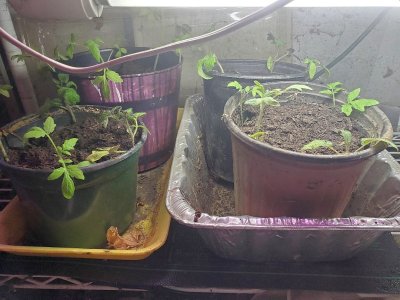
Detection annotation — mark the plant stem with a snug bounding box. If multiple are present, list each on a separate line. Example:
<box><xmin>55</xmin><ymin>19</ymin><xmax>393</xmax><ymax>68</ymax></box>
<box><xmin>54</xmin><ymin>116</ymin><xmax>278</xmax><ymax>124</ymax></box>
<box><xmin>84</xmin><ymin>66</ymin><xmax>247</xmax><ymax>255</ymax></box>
<box><xmin>0</xmin><ymin>138</ymin><xmax>9</xmax><ymax>162</ymax></box>
<box><xmin>153</xmin><ymin>54</ymin><xmax>160</xmax><ymax>71</ymax></box>
<box><xmin>332</xmin><ymin>91</ymin><xmax>336</xmax><ymax>107</ymax></box>
<box><xmin>216</xmin><ymin>60</ymin><xmax>224</xmax><ymax>73</ymax></box>
<box><xmin>256</xmin><ymin>102</ymin><xmax>264</xmax><ymax>131</ymax></box>
<box><xmin>328</xmin><ymin>147</ymin><xmax>340</xmax><ymax>154</ymax></box>
<box><xmin>46</xmin><ymin>133</ymin><xmax>67</xmax><ymax>171</ymax></box>
<box><xmin>60</xmin><ymin>105</ymin><xmax>77</xmax><ymax>123</ymax></box>
<box><xmin>125</xmin><ymin>119</ymin><xmax>136</xmax><ymax>148</ymax></box>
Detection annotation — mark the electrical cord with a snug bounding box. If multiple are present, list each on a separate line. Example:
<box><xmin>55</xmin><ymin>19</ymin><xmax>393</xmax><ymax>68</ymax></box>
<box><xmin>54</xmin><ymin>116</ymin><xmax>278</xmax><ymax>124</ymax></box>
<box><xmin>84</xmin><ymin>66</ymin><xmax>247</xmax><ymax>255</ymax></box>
<box><xmin>312</xmin><ymin>8</ymin><xmax>390</xmax><ymax>81</ymax></box>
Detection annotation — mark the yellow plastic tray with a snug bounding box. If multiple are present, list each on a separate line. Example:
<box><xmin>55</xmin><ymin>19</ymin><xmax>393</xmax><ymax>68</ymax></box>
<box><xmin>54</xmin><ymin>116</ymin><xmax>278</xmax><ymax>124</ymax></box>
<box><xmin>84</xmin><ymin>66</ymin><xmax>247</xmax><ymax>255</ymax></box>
<box><xmin>0</xmin><ymin>109</ymin><xmax>183</xmax><ymax>260</ymax></box>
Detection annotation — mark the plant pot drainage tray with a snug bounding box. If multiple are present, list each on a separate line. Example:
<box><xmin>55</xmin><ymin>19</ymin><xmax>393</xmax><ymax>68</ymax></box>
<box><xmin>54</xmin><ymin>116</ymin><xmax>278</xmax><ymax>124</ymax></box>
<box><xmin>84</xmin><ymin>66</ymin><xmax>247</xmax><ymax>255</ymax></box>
<box><xmin>166</xmin><ymin>95</ymin><xmax>400</xmax><ymax>262</ymax></box>
<box><xmin>0</xmin><ymin>160</ymin><xmax>172</xmax><ymax>260</ymax></box>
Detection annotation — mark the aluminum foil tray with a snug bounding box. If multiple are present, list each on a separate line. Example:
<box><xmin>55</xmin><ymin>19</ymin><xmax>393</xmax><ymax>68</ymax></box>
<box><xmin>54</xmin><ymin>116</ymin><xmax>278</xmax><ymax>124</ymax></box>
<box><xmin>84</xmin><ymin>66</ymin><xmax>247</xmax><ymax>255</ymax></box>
<box><xmin>166</xmin><ymin>95</ymin><xmax>400</xmax><ymax>262</ymax></box>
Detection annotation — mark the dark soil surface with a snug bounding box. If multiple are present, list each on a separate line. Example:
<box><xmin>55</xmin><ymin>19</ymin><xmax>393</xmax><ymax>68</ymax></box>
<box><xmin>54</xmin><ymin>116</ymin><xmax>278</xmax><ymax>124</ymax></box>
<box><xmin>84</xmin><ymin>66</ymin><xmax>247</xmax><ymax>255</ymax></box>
<box><xmin>8</xmin><ymin>116</ymin><xmax>137</xmax><ymax>169</ymax></box>
<box><xmin>233</xmin><ymin>94</ymin><xmax>367</xmax><ymax>155</ymax></box>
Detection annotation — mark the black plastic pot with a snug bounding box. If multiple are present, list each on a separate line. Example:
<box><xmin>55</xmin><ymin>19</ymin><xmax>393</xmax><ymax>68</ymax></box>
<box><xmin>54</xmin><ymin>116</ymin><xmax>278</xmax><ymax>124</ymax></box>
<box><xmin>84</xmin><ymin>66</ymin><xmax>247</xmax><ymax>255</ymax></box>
<box><xmin>223</xmin><ymin>82</ymin><xmax>393</xmax><ymax>218</ymax></box>
<box><xmin>0</xmin><ymin>106</ymin><xmax>147</xmax><ymax>248</ymax></box>
<box><xmin>66</xmin><ymin>47</ymin><xmax>182</xmax><ymax>172</ymax></box>
<box><xmin>202</xmin><ymin>60</ymin><xmax>305</xmax><ymax>183</ymax></box>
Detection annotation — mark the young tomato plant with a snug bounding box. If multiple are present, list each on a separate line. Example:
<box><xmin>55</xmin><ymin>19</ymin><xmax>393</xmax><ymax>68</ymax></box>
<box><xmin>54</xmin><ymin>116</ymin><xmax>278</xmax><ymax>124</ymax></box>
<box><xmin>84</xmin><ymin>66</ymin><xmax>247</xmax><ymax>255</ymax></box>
<box><xmin>227</xmin><ymin>81</ymin><xmax>251</xmax><ymax>125</ymax></box>
<box><xmin>266</xmin><ymin>33</ymin><xmax>294</xmax><ymax>73</ymax></box>
<box><xmin>303</xmin><ymin>58</ymin><xmax>330</xmax><ymax>80</ymax></box>
<box><xmin>320</xmin><ymin>82</ymin><xmax>344</xmax><ymax>106</ymax></box>
<box><xmin>197</xmin><ymin>53</ymin><xmax>224</xmax><ymax>80</ymax></box>
<box><xmin>100</xmin><ymin>106</ymin><xmax>147</xmax><ymax>147</ymax></box>
<box><xmin>341</xmin><ymin>88</ymin><xmax>379</xmax><ymax>116</ymax></box>
<box><xmin>356</xmin><ymin>137</ymin><xmax>398</xmax><ymax>152</ymax></box>
<box><xmin>86</xmin><ymin>38</ymin><xmax>124</xmax><ymax>99</ymax></box>
<box><xmin>301</xmin><ymin>140</ymin><xmax>338</xmax><ymax>154</ymax></box>
<box><xmin>23</xmin><ymin>117</ymin><xmax>90</xmax><ymax>199</ymax></box>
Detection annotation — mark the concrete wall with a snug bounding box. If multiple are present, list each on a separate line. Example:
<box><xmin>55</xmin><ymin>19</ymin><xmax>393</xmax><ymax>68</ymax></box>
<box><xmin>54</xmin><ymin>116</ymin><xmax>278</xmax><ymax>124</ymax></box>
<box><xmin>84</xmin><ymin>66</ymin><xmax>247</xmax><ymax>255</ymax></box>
<box><xmin>9</xmin><ymin>6</ymin><xmax>400</xmax><ymax>108</ymax></box>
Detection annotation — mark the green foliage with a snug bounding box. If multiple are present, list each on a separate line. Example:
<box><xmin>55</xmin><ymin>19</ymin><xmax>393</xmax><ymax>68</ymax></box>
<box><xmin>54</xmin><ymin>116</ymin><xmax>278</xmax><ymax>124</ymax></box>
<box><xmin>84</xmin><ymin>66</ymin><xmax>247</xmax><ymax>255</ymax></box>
<box><xmin>0</xmin><ymin>85</ymin><xmax>13</xmax><ymax>98</ymax></box>
<box><xmin>10</xmin><ymin>53</ymin><xmax>31</xmax><ymax>63</ymax></box>
<box><xmin>341</xmin><ymin>88</ymin><xmax>379</xmax><ymax>116</ymax></box>
<box><xmin>100</xmin><ymin>106</ymin><xmax>147</xmax><ymax>147</ymax></box>
<box><xmin>113</xmin><ymin>44</ymin><xmax>127</xmax><ymax>58</ymax></box>
<box><xmin>249</xmin><ymin>131</ymin><xmax>266</xmax><ymax>141</ymax></box>
<box><xmin>23</xmin><ymin>117</ymin><xmax>90</xmax><ymax>199</ymax></box>
<box><xmin>359</xmin><ymin>138</ymin><xmax>398</xmax><ymax>151</ymax></box>
<box><xmin>320</xmin><ymin>82</ymin><xmax>343</xmax><ymax>106</ymax></box>
<box><xmin>197</xmin><ymin>53</ymin><xmax>224</xmax><ymax>80</ymax></box>
<box><xmin>85</xmin><ymin>38</ymin><xmax>104</xmax><ymax>63</ymax></box>
<box><xmin>340</xmin><ymin>129</ymin><xmax>352</xmax><ymax>153</ymax></box>
<box><xmin>266</xmin><ymin>33</ymin><xmax>293</xmax><ymax>73</ymax></box>
<box><xmin>303</xmin><ymin>58</ymin><xmax>330</xmax><ymax>80</ymax></box>
<box><xmin>86</xmin><ymin>145</ymin><xmax>125</xmax><ymax>163</ymax></box>
<box><xmin>301</xmin><ymin>139</ymin><xmax>334</xmax><ymax>152</ymax></box>
<box><xmin>284</xmin><ymin>84</ymin><xmax>313</xmax><ymax>92</ymax></box>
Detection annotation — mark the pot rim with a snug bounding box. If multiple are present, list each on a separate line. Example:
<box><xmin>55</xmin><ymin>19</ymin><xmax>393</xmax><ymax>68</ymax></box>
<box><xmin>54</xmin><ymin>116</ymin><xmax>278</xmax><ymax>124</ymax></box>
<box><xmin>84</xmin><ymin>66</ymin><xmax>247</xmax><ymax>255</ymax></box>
<box><xmin>223</xmin><ymin>81</ymin><xmax>393</xmax><ymax>163</ymax></box>
<box><xmin>69</xmin><ymin>47</ymin><xmax>182</xmax><ymax>79</ymax></box>
<box><xmin>0</xmin><ymin>105</ymin><xmax>147</xmax><ymax>174</ymax></box>
<box><xmin>207</xmin><ymin>60</ymin><xmax>306</xmax><ymax>81</ymax></box>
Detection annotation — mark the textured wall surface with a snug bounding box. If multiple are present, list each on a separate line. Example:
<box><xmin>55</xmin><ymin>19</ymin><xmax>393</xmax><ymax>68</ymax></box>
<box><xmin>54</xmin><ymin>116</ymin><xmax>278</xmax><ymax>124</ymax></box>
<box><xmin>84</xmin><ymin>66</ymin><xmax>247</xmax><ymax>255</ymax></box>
<box><xmin>9</xmin><ymin>7</ymin><xmax>400</xmax><ymax>108</ymax></box>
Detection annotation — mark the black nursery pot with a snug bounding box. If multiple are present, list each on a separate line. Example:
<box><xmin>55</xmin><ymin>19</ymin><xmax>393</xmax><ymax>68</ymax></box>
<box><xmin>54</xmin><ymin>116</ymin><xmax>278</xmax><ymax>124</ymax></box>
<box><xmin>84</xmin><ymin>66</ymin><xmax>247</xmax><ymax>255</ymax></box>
<box><xmin>202</xmin><ymin>60</ymin><xmax>305</xmax><ymax>183</ymax></box>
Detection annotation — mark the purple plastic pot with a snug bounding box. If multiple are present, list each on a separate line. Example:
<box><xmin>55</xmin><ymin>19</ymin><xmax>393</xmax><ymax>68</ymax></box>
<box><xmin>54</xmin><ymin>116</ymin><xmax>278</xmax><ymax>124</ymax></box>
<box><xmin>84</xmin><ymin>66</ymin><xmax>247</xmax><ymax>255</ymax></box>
<box><xmin>68</xmin><ymin>47</ymin><xmax>182</xmax><ymax>172</ymax></box>
<box><xmin>223</xmin><ymin>82</ymin><xmax>393</xmax><ymax>218</ymax></box>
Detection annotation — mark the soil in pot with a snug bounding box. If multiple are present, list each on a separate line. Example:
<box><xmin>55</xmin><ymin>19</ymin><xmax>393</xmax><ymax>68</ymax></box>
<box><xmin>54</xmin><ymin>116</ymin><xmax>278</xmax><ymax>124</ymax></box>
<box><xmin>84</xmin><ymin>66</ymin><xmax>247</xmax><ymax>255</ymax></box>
<box><xmin>0</xmin><ymin>106</ymin><xmax>146</xmax><ymax>248</ymax></box>
<box><xmin>224</xmin><ymin>82</ymin><xmax>393</xmax><ymax>218</ymax></box>
<box><xmin>234</xmin><ymin>95</ymin><xmax>367</xmax><ymax>155</ymax></box>
<box><xmin>7</xmin><ymin>116</ymin><xmax>139</xmax><ymax>169</ymax></box>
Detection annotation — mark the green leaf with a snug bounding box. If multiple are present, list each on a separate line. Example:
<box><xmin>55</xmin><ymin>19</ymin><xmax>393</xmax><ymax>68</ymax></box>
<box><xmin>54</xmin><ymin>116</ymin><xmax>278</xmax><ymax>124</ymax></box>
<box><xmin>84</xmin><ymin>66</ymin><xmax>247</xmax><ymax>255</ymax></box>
<box><xmin>327</xmin><ymin>82</ymin><xmax>342</xmax><ymax>89</ymax></box>
<box><xmin>361</xmin><ymin>138</ymin><xmax>398</xmax><ymax>150</ymax></box>
<box><xmin>132</xmin><ymin>112</ymin><xmax>146</xmax><ymax>118</ymax></box>
<box><xmin>320</xmin><ymin>89</ymin><xmax>333</xmax><ymax>96</ymax></box>
<box><xmin>341</xmin><ymin>103</ymin><xmax>353</xmax><ymax>116</ymax></box>
<box><xmin>308</xmin><ymin>62</ymin><xmax>317</xmax><ymax>80</ymax></box>
<box><xmin>66</xmin><ymin>164</ymin><xmax>85</xmax><ymax>180</ymax></box>
<box><xmin>58</xmin><ymin>73</ymin><xmax>69</xmax><ymax>83</ymax></box>
<box><xmin>266</xmin><ymin>56</ymin><xmax>274</xmax><ymax>72</ymax></box>
<box><xmin>106</xmin><ymin>69</ymin><xmax>123</xmax><ymax>83</ymax></box>
<box><xmin>285</xmin><ymin>84</ymin><xmax>313</xmax><ymax>92</ymax></box>
<box><xmin>92</xmin><ymin>76</ymin><xmax>104</xmax><ymax>86</ymax></box>
<box><xmin>59</xmin><ymin>158</ymin><xmax>73</xmax><ymax>164</ymax></box>
<box><xmin>47</xmin><ymin>167</ymin><xmax>65</xmax><ymax>180</ymax></box>
<box><xmin>63</xmin><ymin>88</ymin><xmax>80</xmax><ymax>105</ymax></box>
<box><xmin>43</xmin><ymin>116</ymin><xmax>56</xmax><ymax>134</ymax></box>
<box><xmin>351</xmin><ymin>99</ymin><xmax>379</xmax><ymax>112</ymax></box>
<box><xmin>302</xmin><ymin>140</ymin><xmax>333</xmax><ymax>151</ymax></box>
<box><xmin>86</xmin><ymin>150</ymin><xmax>110</xmax><ymax>163</ymax></box>
<box><xmin>66</xmin><ymin>81</ymin><xmax>78</xmax><ymax>89</ymax></box>
<box><xmin>197</xmin><ymin>59</ymin><xmax>213</xmax><ymax>80</ymax></box>
<box><xmin>227</xmin><ymin>81</ymin><xmax>242</xmax><ymax>91</ymax></box>
<box><xmin>0</xmin><ymin>84</ymin><xmax>13</xmax><ymax>97</ymax></box>
<box><xmin>62</xmin><ymin>138</ymin><xmax>78</xmax><ymax>151</ymax></box>
<box><xmin>11</xmin><ymin>53</ymin><xmax>31</xmax><ymax>63</ymax></box>
<box><xmin>259</xmin><ymin>97</ymin><xmax>280</xmax><ymax>106</ymax></box>
<box><xmin>197</xmin><ymin>53</ymin><xmax>217</xmax><ymax>80</ymax></box>
<box><xmin>77</xmin><ymin>161</ymin><xmax>91</xmax><ymax>167</ymax></box>
<box><xmin>85</xmin><ymin>39</ymin><xmax>102</xmax><ymax>63</ymax></box>
<box><xmin>341</xmin><ymin>130</ymin><xmax>352</xmax><ymax>144</ymax></box>
<box><xmin>245</xmin><ymin>98</ymin><xmax>262</xmax><ymax>106</ymax></box>
<box><xmin>249</xmin><ymin>131</ymin><xmax>266</xmax><ymax>140</ymax></box>
<box><xmin>66</xmin><ymin>43</ymin><xmax>75</xmax><ymax>59</ymax></box>
<box><xmin>62</xmin><ymin>173</ymin><xmax>75</xmax><ymax>199</ymax></box>
<box><xmin>24</xmin><ymin>127</ymin><xmax>46</xmax><ymax>139</ymax></box>
<box><xmin>347</xmin><ymin>88</ymin><xmax>361</xmax><ymax>102</ymax></box>
<box><xmin>101</xmin><ymin>79</ymin><xmax>111</xmax><ymax>99</ymax></box>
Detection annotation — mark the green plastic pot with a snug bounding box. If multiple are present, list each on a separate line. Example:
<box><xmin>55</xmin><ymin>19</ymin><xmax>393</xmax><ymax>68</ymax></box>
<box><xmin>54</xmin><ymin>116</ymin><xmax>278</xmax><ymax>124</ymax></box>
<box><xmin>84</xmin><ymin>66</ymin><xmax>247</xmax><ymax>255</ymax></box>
<box><xmin>0</xmin><ymin>106</ymin><xmax>147</xmax><ymax>248</ymax></box>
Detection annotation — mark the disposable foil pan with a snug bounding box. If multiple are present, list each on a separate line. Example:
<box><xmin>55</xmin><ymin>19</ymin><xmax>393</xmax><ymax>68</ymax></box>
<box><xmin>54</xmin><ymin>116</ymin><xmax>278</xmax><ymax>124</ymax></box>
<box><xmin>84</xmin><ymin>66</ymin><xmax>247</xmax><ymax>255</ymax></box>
<box><xmin>166</xmin><ymin>95</ymin><xmax>400</xmax><ymax>262</ymax></box>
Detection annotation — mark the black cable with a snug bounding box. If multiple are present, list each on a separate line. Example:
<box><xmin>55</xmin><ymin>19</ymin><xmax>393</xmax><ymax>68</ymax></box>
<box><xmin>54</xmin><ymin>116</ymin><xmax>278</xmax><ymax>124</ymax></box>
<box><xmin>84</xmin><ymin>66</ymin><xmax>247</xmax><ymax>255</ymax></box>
<box><xmin>312</xmin><ymin>8</ymin><xmax>390</xmax><ymax>81</ymax></box>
